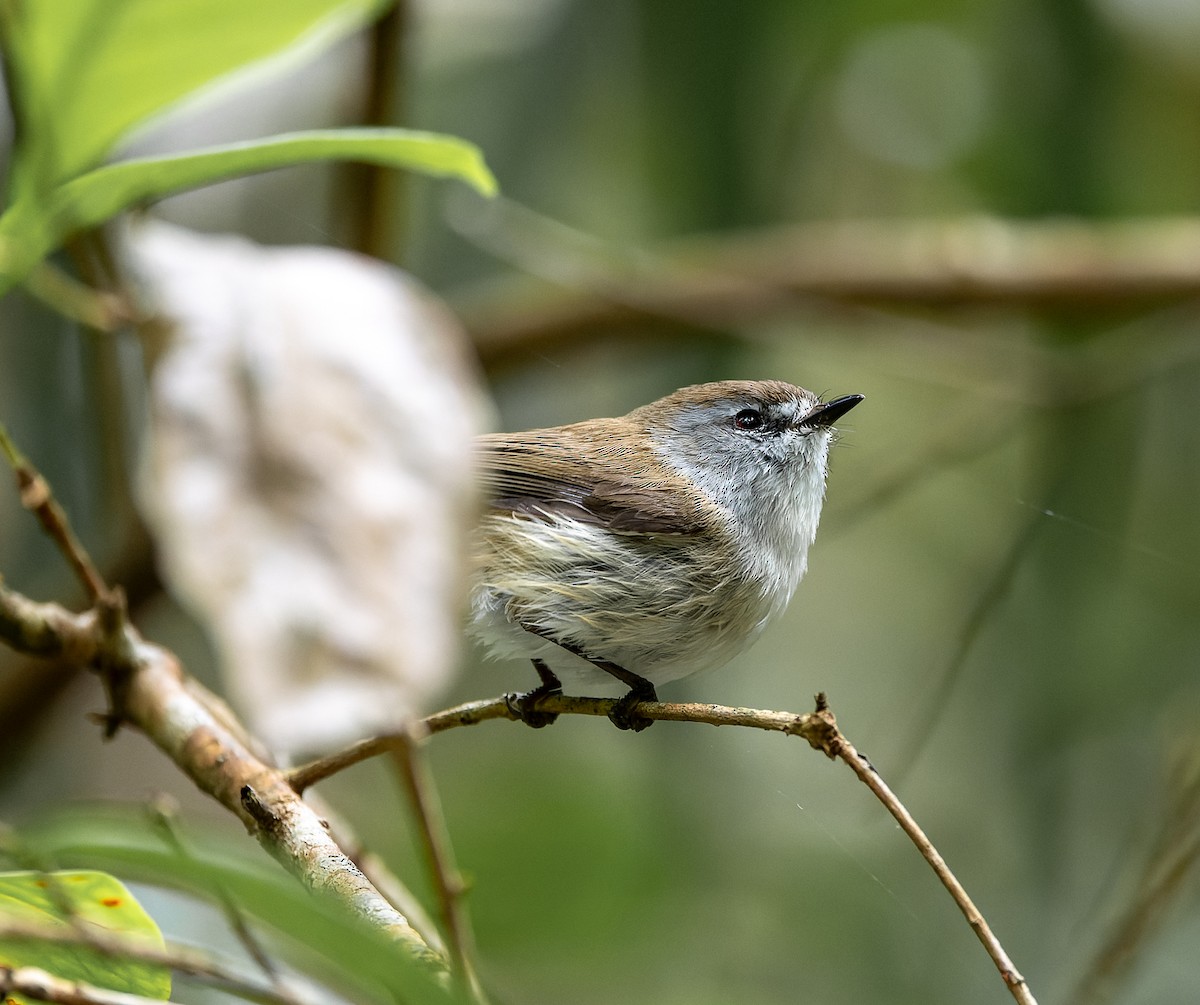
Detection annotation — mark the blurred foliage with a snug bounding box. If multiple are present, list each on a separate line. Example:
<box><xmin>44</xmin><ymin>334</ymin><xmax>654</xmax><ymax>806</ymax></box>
<box><xmin>6</xmin><ymin>809</ymin><xmax>461</xmax><ymax>1004</ymax></box>
<box><xmin>0</xmin><ymin>869</ymin><xmax>170</xmax><ymax>1002</ymax></box>
<box><xmin>3</xmin><ymin>1</ymin><xmax>1200</xmax><ymax>1004</ymax></box>
<box><xmin>0</xmin><ymin>0</ymin><xmax>492</xmax><ymax>293</ymax></box>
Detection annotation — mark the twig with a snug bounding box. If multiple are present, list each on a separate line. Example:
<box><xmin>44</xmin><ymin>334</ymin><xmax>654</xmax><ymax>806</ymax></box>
<box><xmin>0</xmin><ymin>423</ymin><xmax>156</xmax><ymax>738</ymax></box>
<box><xmin>286</xmin><ymin>694</ymin><xmax>829</xmax><ymax>792</ymax></box>
<box><xmin>1068</xmin><ymin>739</ymin><xmax>1200</xmax><ymax>1005</ymax></box>
<box><xmin>290</xmin><ymin>690</ymin><xmax>1036</xmax><ymax>1004</ymax></box>
<box><xmin>389</xmin><ymin>725</ymin><xmax>486</xmax><ymax>1003</ymax></box>
<box><xmin>288</xmin><ymin>697</ymin><xmax>511</xmax><ymax>791</ymax></box>
<box><xmin>0</xmin><ymin>918</ymin><xmax>317</xmax><ymax>1005</ymax></box>
<box><xmin>22</xmin><ymin>260</ymin><xmax>135</xmax><ymax>332</ymax></box>
<box><xmin>0</xmin><ymin>966</ymin><xmax>179</xmax><ymax>1005</ymax></box>
<box><xmin>808</xmin><ymin>694</ymin><xmax>1038</xmax><ymax>1005</ymax></box>
<box><xmin>147</xmin><ymin>796</ymin><xmax>285</xmax><ymax>989</ymax></box>
<box><xmin>0</xmin><ymin>422</ymin><xmax>110</xmax><ymax>602</ymax></box>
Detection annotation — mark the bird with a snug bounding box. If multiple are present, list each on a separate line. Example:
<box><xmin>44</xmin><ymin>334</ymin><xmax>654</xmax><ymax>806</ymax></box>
<box><xmin>468</xmin><ymin>380</ymin><xmax>862</xmax><ymax>730</ymax></box>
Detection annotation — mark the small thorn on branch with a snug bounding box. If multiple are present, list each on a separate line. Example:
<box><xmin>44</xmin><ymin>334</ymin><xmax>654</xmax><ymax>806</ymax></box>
<box><xmin>241</xmin><ymin>785</ymin><xmax>280</xmax><ymax>835</ymax></box>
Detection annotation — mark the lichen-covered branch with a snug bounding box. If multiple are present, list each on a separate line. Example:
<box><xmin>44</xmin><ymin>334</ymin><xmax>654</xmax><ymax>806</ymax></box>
<box><xmin>0</xmin><ymin>585</ymin><xmax>440</xmax><ymax>969</ymax></box>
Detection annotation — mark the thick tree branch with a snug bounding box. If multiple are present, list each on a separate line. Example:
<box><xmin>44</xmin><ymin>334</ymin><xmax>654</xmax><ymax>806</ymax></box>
<box><xmin>0</xmin><ymin>584</ymin><xmax>440</xmax><ymax>970</ymax></box>
<box><xmin>0</xmin><ymin>432</ymin><xmax>442</xmax><ymax>973</ymax></box>
<box><xmin>453</xmin><ymin>209</ymin><xmax>1200</xmax><ymax>361</ymax></box>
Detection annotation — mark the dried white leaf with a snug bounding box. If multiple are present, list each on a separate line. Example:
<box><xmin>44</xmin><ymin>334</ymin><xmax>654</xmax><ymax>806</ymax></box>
<box><xmin>127</xmin><ymin>221</ymin><xmax>487</xmax><ymax>753</ymax></box>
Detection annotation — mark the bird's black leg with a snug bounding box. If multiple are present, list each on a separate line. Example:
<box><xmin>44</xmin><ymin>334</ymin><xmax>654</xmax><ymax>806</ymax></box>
<box><xmin>505</xmin><ymin>658</ymin><xmax>562</xmax><ymax>728</ymax></box>
<box><xmin>584</xmin><ymin>656</ymin><xmax>657</xmax><ymax>731</ymax></box>
<box><xmin>519</xmin><ymin>624</ymin><xmax>657</xmax><ymax>731</ymax></box>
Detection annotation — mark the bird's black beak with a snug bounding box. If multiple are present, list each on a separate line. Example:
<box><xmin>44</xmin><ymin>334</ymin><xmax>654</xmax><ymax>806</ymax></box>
<box><xmin>801</xmin><ymin>394</ymin><xmax>864</xmax><ymax>428</ymax></box>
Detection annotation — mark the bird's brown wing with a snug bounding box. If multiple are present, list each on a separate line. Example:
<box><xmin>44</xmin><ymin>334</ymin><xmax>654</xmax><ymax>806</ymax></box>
<box><xmin>477</xmin><ymin>423</ymin><xmax>708</xmax><ymax>536</ymax></box>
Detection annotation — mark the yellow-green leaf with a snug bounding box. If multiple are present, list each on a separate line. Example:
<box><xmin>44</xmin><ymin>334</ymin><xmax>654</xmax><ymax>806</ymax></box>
<box><xmin>4</xmin><ymin>0</ymin><xmax>395</xmax><ymax>189</ymax></box>
<box><xmin>0</xmin><ymin>870</ymin><xmax>171</xmax><ymax>1003</ymax></box>
<box><xmin>0</xmin><ymin>128</ymin><xmax>497</xmax><ymax>293</ymax></box>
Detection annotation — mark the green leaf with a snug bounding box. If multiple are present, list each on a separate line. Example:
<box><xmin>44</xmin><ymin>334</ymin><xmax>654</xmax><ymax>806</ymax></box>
<box><xmin>0</xmin><ymin>128</ymin><xmax>497</xmax><ymax>292</ymax></box>
<box><xmin>56</xmin><ymin>128</ymin><xmax>499</xmax><ymax>222</ymax></box>
<box><xmin>0</xmin><ymin>869</ymin><xmax>171</xmax><ymax>1003</ymax></box>
<box><xmin>4</xmin><ymin>0</ymin><xmax>395</xmax><ymax>188</ymax></box>
<box><xmin>19</xmin><ymin>807</ymin><xmax>461</xmax><ymax>1005</ymax></box>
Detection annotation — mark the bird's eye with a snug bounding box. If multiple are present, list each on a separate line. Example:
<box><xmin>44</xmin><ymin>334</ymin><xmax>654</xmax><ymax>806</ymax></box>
<box><xmin>734</xmin><ymin>408</ymin><xmax>763</xmax><ymax>431</ymax></box>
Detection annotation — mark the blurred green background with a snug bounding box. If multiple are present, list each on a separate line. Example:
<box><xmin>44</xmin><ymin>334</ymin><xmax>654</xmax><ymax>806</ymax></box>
<box><xmin>3</xmin><ymin>1</ymin><xmax>1200</xmax><ymax>1003</ymax></box>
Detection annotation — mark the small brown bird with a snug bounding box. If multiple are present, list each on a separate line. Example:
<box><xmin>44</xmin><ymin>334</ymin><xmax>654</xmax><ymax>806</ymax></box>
<box><xmin>469</xmin><ymin>380</ymin><xmax>862</xmax><ymax>730</ymax></box>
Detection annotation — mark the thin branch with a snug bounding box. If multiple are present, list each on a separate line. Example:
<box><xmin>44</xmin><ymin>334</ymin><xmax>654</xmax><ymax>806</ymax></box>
<box><xmin>343</xmin><ymin>0</ymin><xmax>408</xmax><ymax>258</ymax></box>
<box><xmin>22</xmin><ymin>260</ymin><xmax>135</xmax><ymax>332</ymax></box>
<box><xmin>0</xmin><ymin>427</ymin><xmax>132</xmax><ymax>740</ymax></box>
<box><xmin>147</xmin><ymin>796</ymin><xmax>286</xmax><ymax>990</ymax></box>
<box><xmin>389</xmin><ymin>726</ymin><xmax>486</xmax><ymax>1003</ymax></box>
<box><xmin>0</xmin><ymin>422</ymin><xmax>110</xmax><ymax>602</ymax></box>
<box><xmin>1068</xmin><ymin>740</ymin><xmax>1200</xmax><ymax>1005</ymax></box>
<box><xmin>0</xmin><ymin>966</ymin><xmax>180</xmax><ymax>1005</ymax></box>
<box><xmin>286</xmin><ymin>694</ymin><xmax>829</xmax><ymax>792</ymax></box>
<box><xmin>0</xmin><ymin>919</ymin><xmax>317</xmax><ymax>1005</ymax></box>
<box><xmin>291</xmin><ymin>690</ymin><xmax>1036</xmax><ymax>1004</ymax></box>
<box><xmin>288</xmin><ymin>697</ymin><xmax>510</xmax><ymax>791</ymax></box>
<box><xmin>811</xmin><ymin>695</ymin><xmax>1038</xmax><ymax>1005</ymax></box>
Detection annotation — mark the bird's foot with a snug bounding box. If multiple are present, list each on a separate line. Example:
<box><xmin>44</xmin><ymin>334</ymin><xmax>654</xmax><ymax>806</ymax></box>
<box><xmin>608</xmin><ymin>682</ymin><xmax>657</xmax><ymax>732</ymax></box>
<box><xmin>504</xmin><ymin>683</ymin><xmax>562</xmax><ymax>728</ymax></box>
